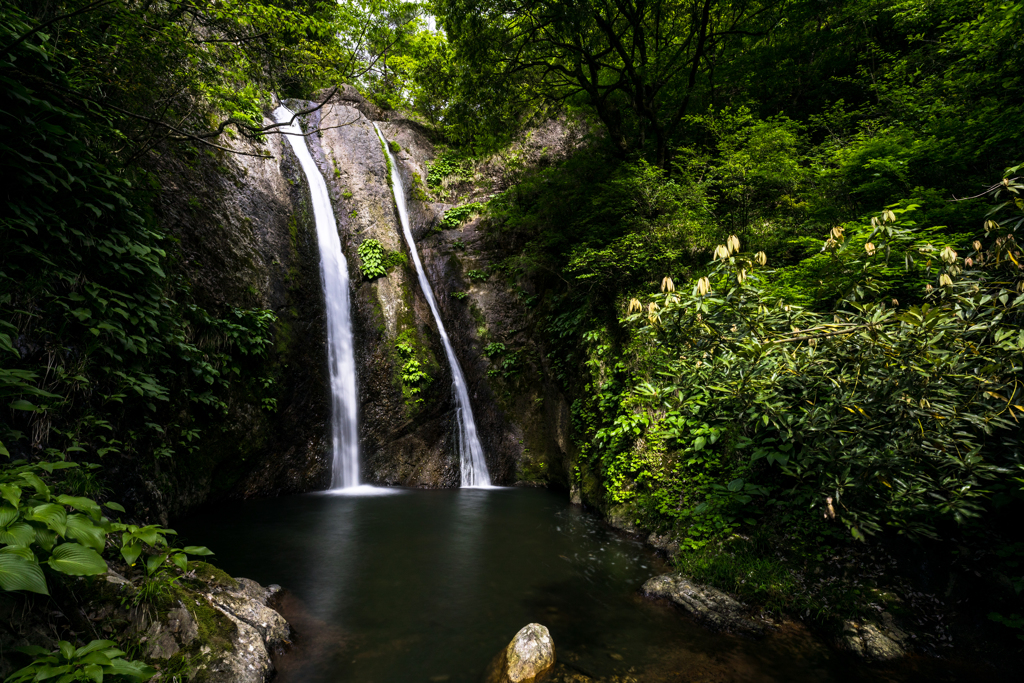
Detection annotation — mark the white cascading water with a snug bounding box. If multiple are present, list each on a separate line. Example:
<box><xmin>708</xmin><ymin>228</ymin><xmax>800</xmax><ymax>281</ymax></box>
<box><xmin>275</xmin><ymin>106</ymin><xmax>360</xmax><ymax>489</ymax></box>
<box><xmin>374</xmin><ymin>124</ymin><xmax>492</xmax><ymax>487</ymax></box>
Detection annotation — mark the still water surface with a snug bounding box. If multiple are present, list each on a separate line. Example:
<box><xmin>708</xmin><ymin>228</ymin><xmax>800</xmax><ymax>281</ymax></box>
<box><xmin>177</xmin><ymin>487</ymin><xmax>968</xmax><ymax>682</ymax></box>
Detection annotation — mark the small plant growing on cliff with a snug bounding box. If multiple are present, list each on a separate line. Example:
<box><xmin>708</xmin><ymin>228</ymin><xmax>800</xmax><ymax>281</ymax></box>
<box><xmin>441</xmin><ymin>202</ymin><xmax>483</xmax><ymax>229</ymax></box>
<box><xmin>395</xmin><ymin>342</ymin><xmax>430</xmax><ymax>395</ymax></box>
<box><xmin>451</xmin><ymin>239</ymin><xmax>467</xmax><ymax>251</ymax></box>
<box><xmin>451</xmin><ymin>291</ymin><xmax>468</xmax><ymax>300</ymax></box>
<box><xmin>411</xmin><ymin>172</ymin><xmax>429</xmax><ymax>201</ymax></box>
<box><xmin>358</xmin><ymin>239</ymin><xmax>387</xmax><ymax>279</ymax></box>
<box><xmin>467</xmin><ymin>269</ymin><xmax>489</xmax><ymax>282</ymax></box>
<box><xmin>342</xmin><ymin>190</ymin><xmax>353</xmax><ymax>200</ymax></box>
<box><xmin>484</xmin><ymin>342</ymin><xmax>506</xmax><ymax>358</ymax></box>
<box><xmin>388</xmin><ymin>140</ymin><xmax>401</xmax><ymax>153</ymax></box>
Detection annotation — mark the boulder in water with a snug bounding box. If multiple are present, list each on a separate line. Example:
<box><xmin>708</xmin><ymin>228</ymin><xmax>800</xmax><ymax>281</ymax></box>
<box><xmin>487</xmin><ymin>623</ymin><xmax>556</xmax><ymax>683</ymax></box>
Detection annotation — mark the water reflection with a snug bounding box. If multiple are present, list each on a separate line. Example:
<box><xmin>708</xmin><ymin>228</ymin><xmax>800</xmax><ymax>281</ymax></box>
<box><xmin>176</xmin><ymin>488</ymin><xmax>975</xmax><ymax>683</ymax></box>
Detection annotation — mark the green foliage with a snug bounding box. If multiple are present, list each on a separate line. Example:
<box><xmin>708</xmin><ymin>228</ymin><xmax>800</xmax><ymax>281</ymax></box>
<box><xmin>410</xmin><ymin>172</ymin><xmax>429</xmax><ymax>201</ymax></box>
<box><xmin>1</xmin><ymin>5</ymin><xmax>279</xmax><ymax>472</ymax></box>
<box><xmin>112</xmin><ymin>522</ymin><xmax>213</xmax><ymax>577</ymax></box>
<box><xmin>466</xmin><ymin>269</ymin><xmax>489</xmax><ymax>282</ymax></box>
<box><xmin>441</xmin><ymin>203</ymin><xmax>484</xmax><ymax>229</ymax></box>
<box><xmin>451</xmin><ymin>292</ymin><xmax>469</xmax><ymax>300</ymax></box>
<box><xmin>427</xmin><ymin>154</ymin><xmax>469</xmax><ymax>194</ymax></box>
<box><xmin>483</xmin><ymin>342</ymin><xmax>507</xmax><ymax>358</ymax></box>
<box><xmin>0</xmin><ymin>463</ymin><xmax>114</xmax><ymax>594</ymax></box>
<box><xmin>382</xmin><ymin>250</ymin><xmax>409</xmax><ymax>271</ymax></box>
<box><xmin>6</xmin><ymin>640</ymin><xmax>156</xmax><ymax>683</ymax></box>
<box><xmin>395</xmin><ymin>338</ymin><xmax>430</xmax><ymax>396</ymax></box>
<box><xmin>358</xmin><ymin>239</ymin><xmax>388</xmax><ymax>280</ymax></box>
<box><xmin>389</xmin><ymin>140</ymin><xmax>401</xmax><ymax>154</ymax></box>
<box><xmin>595</xmin><ymin>196</ymin><xmax>1024</xmax><ymax>544</ymax></box>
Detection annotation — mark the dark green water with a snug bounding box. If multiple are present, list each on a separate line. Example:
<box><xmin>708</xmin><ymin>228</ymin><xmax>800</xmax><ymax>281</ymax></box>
<box><xmin>176</xmin><ymin>487</ymin><xmax>971</xmax><ymax>682</ymax></box>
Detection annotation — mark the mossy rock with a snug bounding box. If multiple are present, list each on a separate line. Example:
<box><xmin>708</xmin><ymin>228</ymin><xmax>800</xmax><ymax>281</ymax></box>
<box><xmin>188</xmin><ymin>561</ymin><xmax>239</xmax><ymax>590</ymax></box>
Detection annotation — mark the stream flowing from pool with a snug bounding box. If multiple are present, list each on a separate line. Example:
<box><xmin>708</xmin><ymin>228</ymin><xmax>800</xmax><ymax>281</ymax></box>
<box><xmin>374</xmin><ymin>124</ymin><xmax>491</xmax><ymax>487</ymax></box>
<box><xmin>177</xmin><ymin>488</ymin><xmax>966</xmax><ymax>683</ymax></box>
<box><xmin>275</xmin><ymin>106</ymin><xmax>359</xmax><ymax>489</ymax></box>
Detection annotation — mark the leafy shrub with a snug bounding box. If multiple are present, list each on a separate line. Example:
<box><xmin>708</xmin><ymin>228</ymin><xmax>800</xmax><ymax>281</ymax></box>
<box><xmin>483</xmin><ymin>342</ymin><xmax>506</xmax><ymax>357</ymax></box>
<box><xmin>395</xmin><ymin>342</ymin><xmax>430</xmax><ymax>395</ymax></box>
<box><xmin>467</xmin><ymin>269</ymin><xmax>489</xmax><ymax>282</ymax></box>
<box><xmin>0</xmin><ymin>463</ymin><xmax>115</xmax><ymax>594</ymax></box>
<box><xmin>426</xmin><ymin>154</ymin><xmax>468</xmax><ymax>191</ymax></box>
<box><xmin>451</xmin><ymin>292</ymin><xmax>469</xmax><ymax>300</ymax></box>
<box><xmin>587</xmin><ymin>178</ymin><xmax>1024</xmax><ymax>545</ymax></box>
<box><xmin>441</xmin><ymin>202</ymin><xmax>484</xmax><ymax>229</ymax></box>
<box><xmin>6</xmin><ymin>640</ymin><xmax>156</xmax><ymax>682</ymax></box>
<box><xmin>358</xmin><ymin>239</ymin><xmax>387</xmax><ymax>279</ymax></box>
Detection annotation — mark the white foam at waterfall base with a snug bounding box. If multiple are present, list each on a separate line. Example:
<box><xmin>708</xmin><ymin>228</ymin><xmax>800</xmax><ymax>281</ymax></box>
<box><xmin>374</xmin><ymin>124</ymin><xmax>494</xmax><ymax>488</ymax></box>
<box><xmin>274</xmin><ymin>106</ymin><xmax>361</xmax><ymax>490</ymax></box>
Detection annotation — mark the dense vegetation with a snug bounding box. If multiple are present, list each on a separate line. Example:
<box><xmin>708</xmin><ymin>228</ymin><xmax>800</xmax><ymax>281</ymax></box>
<box><xmin>424</xmin><ymin>0</ymin><xmax>1024</xmax><ymax>647</ymax></box>
<box><xmin>3</xmin><ymin>0</ymin><xmax>1024</xmax><ymax>675</ymax></box>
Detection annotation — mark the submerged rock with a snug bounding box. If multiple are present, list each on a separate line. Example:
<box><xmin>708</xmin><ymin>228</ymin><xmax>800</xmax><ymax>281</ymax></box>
<box><xmin>487</xmin><ymin>623</ymin><xmax>556</xmax><ymax>683</ymax></box>
<box><xmin>642</xmin><ymin>573</ymin><xmax>765</xmax><ymax>635</ymax></box>
<box><xmin>841</xmin><ymin>619</ymin><xmax>906</xmax><ymax>661</ymax></box>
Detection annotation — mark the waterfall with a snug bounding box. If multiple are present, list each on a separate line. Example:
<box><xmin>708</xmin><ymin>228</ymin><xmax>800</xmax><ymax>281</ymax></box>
<box><xmin>275</xmin><ymin>106</ymin><xmax>360</xmax><ymax>489</ymax></box>
<box><xmin>374</xmin><ymin>124</ymin><xmax>492</xmax><ymax>488</ymax></box>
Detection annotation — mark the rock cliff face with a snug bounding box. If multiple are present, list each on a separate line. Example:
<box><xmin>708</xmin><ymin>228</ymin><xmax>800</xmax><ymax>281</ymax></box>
<box><xmin>123</xmin><ymin>117</ymin><xmax>331</xmax><ymax>523</ymax></box>
<box><xmin>138</xmin><ymin>85</ymin><xmax>578</xmax><ymax>510</ymax></box>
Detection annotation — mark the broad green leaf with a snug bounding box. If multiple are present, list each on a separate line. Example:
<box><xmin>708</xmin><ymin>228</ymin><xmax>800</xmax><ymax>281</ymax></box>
<box><xmin>103</xmin><ymin>501</ymin><xmax>125</xmax><ymax>513</ymax></box>
<box><xmin>183</xmin><ymin>545</ymin><xmax>214</xmax><ymax>556</ymax></box>
<box><xmin>19</xmin><ymin>472</ymin><xmax>48</xmax><ymax>496</ymax></box>
<box><xmin>0</xmin><ymin>551</ymin><xmax>48</xmax><ymax>594</ymax></box>
<box><xmin>0</xmin><ymin>484</ymin><xmax>21</xmax><ymax>507</ymax></box>
<box><xmin>0</xmin><ymin>522</ymin><xmax>35</xmax><ymax>546</ymax></box>
<box><xmin>146</xmin><ymin>552</ymin><xmax>167</xmax><ymax>575</ymax></box>
<box><xmin>75</xmin><ymin>640</ymin><xmax>117</xmax><ymax>658</ymax></box>
<box><xmin>34</xmin><ymin>527</ymin><xmax>57</xmax><ymax>552</ymax></box>
<box><xmin>57</xmin><ymin>495</ymin><xmax>102</xmax><ymax>519</ymax></box>
<box><xmin>120</xmin><ymin>543</ymin><xmax>142</xmax><ymax>566</ymax></box>
<box><xmin>47</xmin><ymin>543</ymin><xmax>107</xmax><ymax>576</ymax></box>
<box><xmin>0</xmin><ymin>505</ymin><xmax>18</xmax><ymax>527</ymax></box>
<box><xmin>59</xmin><ymin>640</ymin><xmax>75</xmax><ymax>661</ymax></box>
<box><xmin>65</xmin><ymin>514</ymin><xmax>106</xmax><ymax>552</ymax></box>
<box><xmin>29</xmin><ymin>503</ymin><xmax>67</xmax><ymax>535</ymax></box>
<box><xmin>9</xmin><ymin>399</ymin><xmax>37</xmax><ymax>411</ymax></box>
<box><xmin>131</xmin><ymin>526</ymin><xmax>161</xmax><ymax>546</ymax></box>
<box><xmin>106</xmin><ymin>656</ymin><xmax>157</xmax><ymax>680</ymax></box>
<box><xmin>83</xmin><ymin>663</ymin><xmax>104</xmax><ymax>683</ymax></box>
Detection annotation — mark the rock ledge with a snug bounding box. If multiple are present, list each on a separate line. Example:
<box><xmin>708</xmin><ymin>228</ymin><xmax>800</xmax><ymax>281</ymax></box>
<box><xmin>642</xmin><ymin>573</ymin><xmax>765</xmax><ymax>635</ymax></box>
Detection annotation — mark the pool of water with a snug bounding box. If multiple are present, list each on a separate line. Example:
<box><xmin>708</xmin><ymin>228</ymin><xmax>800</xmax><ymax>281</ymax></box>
<box><xmin>176</xmin><ymin>487</ymin><xmax>971</xmax><ymax>682</ymax></box>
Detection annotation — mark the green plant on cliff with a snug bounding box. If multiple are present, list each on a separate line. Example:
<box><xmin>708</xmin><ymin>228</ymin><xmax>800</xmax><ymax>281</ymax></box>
<box><xmin>358</xmin><ymin>239</ymin><xmax>388</xmax><ymax>279</ymax></box>
<box><xmin>6</xmin><ymin>640</ymin><xmax>156</xmax><ymax>683</ymax></box>
<box><xmin>395</xmin><ymin>341</ymin><xmax>430</xmax><ymax>396</ymax></box>
<box><xmin>441</xmin><ymin>202</ymin><xmax>484</xmax><ymax>229</ymax></box>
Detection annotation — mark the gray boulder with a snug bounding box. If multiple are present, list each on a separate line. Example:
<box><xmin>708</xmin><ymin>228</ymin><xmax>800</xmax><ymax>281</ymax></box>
<box><xmin>201</xmin><ymin>577</ymin><xmax>292</xmax><ymax>683</ymax></box>
<box><xmin>487</xmin><ymin>623</ymin><xmax>556</xmax><ymax>683</ymax></box>
<box><xmin>642</xmin><ymin>573</ymin><xmax>764</xmax><ymax>635</ymax></box>
<box><xmin>841</xmin><ymin>619</ymin><xmax>906</xmax><ymax>661</ymax></box>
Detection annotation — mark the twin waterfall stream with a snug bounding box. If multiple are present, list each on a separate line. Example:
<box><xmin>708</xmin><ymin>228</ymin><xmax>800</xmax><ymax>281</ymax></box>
<box><xmin>273</xmin><ymin>105</ymin><xmax>491</xmax><ymax>489</ymax></box>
